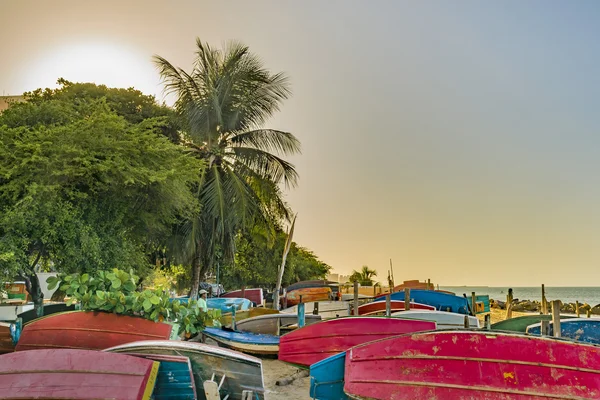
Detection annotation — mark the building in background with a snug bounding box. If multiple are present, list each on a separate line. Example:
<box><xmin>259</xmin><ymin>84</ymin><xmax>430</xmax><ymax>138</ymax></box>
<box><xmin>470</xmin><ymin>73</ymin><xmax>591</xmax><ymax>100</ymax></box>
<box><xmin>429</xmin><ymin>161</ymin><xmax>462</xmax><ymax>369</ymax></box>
<box><xmin>327</xmin><ymin>272</ymin><xmax>350</xmax><ymax>284</ymax></box>
<box><xmin>0</xmin><ymin>95</ymin><xmax>24</xmax><ymax>113</ymax></box>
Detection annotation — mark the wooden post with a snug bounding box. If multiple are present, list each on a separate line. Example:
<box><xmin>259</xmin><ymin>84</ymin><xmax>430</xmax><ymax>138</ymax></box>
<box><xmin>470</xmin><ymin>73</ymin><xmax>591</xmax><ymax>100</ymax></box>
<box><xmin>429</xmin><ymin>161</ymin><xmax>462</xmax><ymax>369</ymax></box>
<box><xmin>298</xmin><ymin>295</ymin><xmax>305</xmax><ymax>328</ymax></box>
<box><xmin>353</xmin><ymin>281</ymin><xmax>359</xmax><ymax>316</ymax></box>
<box><xmin>463</xmin><ymin>315</ymin><xmax>470</xmax><ymax>328</ymax></box>
<box><xmin>385</xmin><ymin>294</ymin><xmax>391</xmax><ymax>317</ymax></box>
<box><xmin>471</xmin><ymin>292</ymin><xmax>477</xmax><ymax>316</ymax></box>
<box><xmin>231</xmin><ymin>306</ymin><xmax>237</xmax><ymax>330</ymax></box>
<box><xmin>541</xmin><ymin>320</ymin><xmax>550</xmax><ymax>336</ymax></box>
<box><xmin>576</xmin><ymin>301</ymin><xmax>581</xmax><ymax>318</ymax></box>
<box><xmin>241</xmin><ymin>286</ymin><xmax>246</xmax><ymax>300</ymax></box>
<box><xmin>283</xmin><ymin>289</ymin><xmax>288</xmax><ymax>310</ymax></box>
<box><xmin>552</xmin><ymin>300</ymin><xmax>561</xmax><ymax>338</ymax></box>
<box><xmin>505</xmin><ymin>294</ymin><xmax>513</xmax><ymax>320</ymax></box>
<box><xmin>427</xmin><ymin>279</ymin><xmax>431</xmax><ymax>290</ymax></box>
<box><xmin>404</xmin><ymin>288</ymin><xmax>411</xmax><ymax>311</ymax></box>
<box><xmin>541</xmin><ymin>284</ymin><xmax>547</xmax><ymax>314</ymax></box>
<box><xmin>484</xmin><ymin>314</ymin><xmax>491</xmax><ymax>330</ymax></box>
<box><xmin>313</xmin><ymin>301</ymin><xmax>319</xmax><ymax>315</ymax></box>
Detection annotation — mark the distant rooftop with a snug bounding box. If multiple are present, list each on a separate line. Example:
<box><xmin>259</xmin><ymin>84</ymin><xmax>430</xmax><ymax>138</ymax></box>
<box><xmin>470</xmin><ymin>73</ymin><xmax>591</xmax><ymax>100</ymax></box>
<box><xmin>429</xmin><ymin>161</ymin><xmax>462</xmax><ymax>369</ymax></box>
<box><xmin>0</xmin><ymin>95</ymin><xmax>25</xmax><ymax>112</ymax></box>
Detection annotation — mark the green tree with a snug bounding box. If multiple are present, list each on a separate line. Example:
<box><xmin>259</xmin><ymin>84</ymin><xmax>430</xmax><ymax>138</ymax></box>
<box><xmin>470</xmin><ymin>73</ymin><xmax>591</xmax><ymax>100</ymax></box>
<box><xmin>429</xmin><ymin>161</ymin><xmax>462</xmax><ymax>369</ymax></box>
<box><xmin>349</xmin><ymin>265</ymin><xmax>378</xmax><ymax>286</ymax></box>
<box><xmin>0</xmin><ymin>81</ymin><xmax>202</xmax><ymax>315</ymax></box>
<box><xmin>154</xmin><ymin>38</ymin><xmax>300</xmax><ymax>298</ymax></box>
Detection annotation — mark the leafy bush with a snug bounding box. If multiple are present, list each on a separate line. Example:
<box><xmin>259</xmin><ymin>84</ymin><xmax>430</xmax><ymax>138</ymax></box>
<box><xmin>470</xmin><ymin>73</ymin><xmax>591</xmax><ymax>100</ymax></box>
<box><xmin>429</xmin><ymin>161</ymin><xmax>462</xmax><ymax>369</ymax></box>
<box><xmin>47</xmin><ymin>268</ymin><xmax>219</xmax><ymax>336</ymax></box>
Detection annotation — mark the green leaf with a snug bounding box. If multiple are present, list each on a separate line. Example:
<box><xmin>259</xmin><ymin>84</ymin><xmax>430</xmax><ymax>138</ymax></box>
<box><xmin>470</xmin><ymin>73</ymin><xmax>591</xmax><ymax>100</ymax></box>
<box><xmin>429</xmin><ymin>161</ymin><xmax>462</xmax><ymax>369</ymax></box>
<box><xmin>115</xmin><ymin>304</ymin><xmax>125</xmax><ymax>313</ymax></box>
<box><xmin>150</xmin><ymin>295</ymin><xmax>160</xmax><ymax>305</ymax></box>
<box><xmin>143</xmin><ymin>299</ymin><xmax>152</xmax><ymax>311</ymax></box>
<box><xmin>96</xmin><ymin>290</ymin><xmax>105</xmax><ymax>299</ymax></box>
<box><xmin>81</xmin><ymin>273</ymin><xmax>89</xmax><ymax>283</ymax></box>
<box><xmin>111</xmin><ymin>279</ymin><xmax>121</xmax><ymax>289</ymax></box>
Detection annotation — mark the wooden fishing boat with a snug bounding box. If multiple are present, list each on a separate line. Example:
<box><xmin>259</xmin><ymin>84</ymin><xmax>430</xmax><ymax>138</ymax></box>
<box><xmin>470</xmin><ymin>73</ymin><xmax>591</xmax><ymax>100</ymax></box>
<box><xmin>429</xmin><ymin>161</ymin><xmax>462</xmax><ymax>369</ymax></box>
<box><xmin>287</xmin><ymin>280</ymin><xmax>337</xmax><ymax>292</ymax></box>
<box><xmin>207</xmin><ymin>297</ymin><xmax>253</xmax><ymax>312</ymax></box>
<box><xmin>286</xmin><ymin>287</ymin><xmax>332</xmax><ymax>307</ymax></box>
<box><xmin>0</xmin><ymin>322</ymin><xmax>15</xmax><ymax>354</ymax></box>
<box><xmin>352</xmin><ymin>301</ymin><xmax>435</xmax><ymax>316</ymax></box>
<box><xmin>0</xmin><ymin>348</ymin><xmax>159</xmax><ymax>399</ymax></box>
<box><xmin>203</xmin><ymin>327</ymin><xmax>279</xmax><ymax>356</ymax></box>
<box><xmin>105</xmin><ymin>340</ymin><xmax>265</xmax><ymax>400</ymax></box>
<box><xmin>220</xmin><ymin>307</ymin><xmax>279</xmax><ymax>326</ymax></box>
<box><xmin>221</xmin><ymin>288</ymin><xmax>264</xmax><ymax>306</ymax></box>
<box><xmin>18</xmin><ymin>302</ymin><xmax>76</xmax><ymax>325</ymax></box>
<box><xmin>278</xmin><ymin>317</ymin><xmax>436</xmax><ymax>368</ymax></box>
<box><xmin>527</xmin><ymin>318</ymin><xmax>600</xmax><ymax>344</ymax></box>
<box><xmin>281</xmin><ymin>301</ymin><xmax>350</xmax><ymax>319</ymax></box>
<box><xmin>121</xmin><ymin>353</ymin><xmax>196</xmax><ymax>400</ymax></box>
<box><xmin>235</xmin><ymin>313</ymin><xmax>322</xmax><ymax>335</ymax></box>
<box><xmin>309</xmin><ymin>352</ymin><xmax>347</xmax><ymax>400</ymax></box>
<box><xmin>491</xmin><ymin>314</ymin><xmax>575</xmax><ymax>332</ymax></box>
<box><xmin>344</xmin><ymin>330</ymin><xmax>600</xmax><ymax>399</ymax></box>
<box><xmin>373</xmin><ymin>289</ymin><xmax>469</xmax><ymax>314</ymax></box>
<box><xmin>390</xmin><ymin>310</ymin><xmax>480</xmax><ymax>329</ymax></box>
<box><xmin>16</xmin><ymin>311</ymin><xmax>178</xmax><ymax>351</ymax></box>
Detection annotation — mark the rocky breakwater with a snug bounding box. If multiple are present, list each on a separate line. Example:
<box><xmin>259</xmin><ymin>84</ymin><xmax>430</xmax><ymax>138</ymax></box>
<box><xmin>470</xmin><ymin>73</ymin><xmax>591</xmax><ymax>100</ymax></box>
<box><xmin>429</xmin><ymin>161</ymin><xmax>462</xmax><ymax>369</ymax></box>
<box><xmin>490</xmin><ymin>299</ymin><xmax>600</xmax><ymax>315</ymax></box>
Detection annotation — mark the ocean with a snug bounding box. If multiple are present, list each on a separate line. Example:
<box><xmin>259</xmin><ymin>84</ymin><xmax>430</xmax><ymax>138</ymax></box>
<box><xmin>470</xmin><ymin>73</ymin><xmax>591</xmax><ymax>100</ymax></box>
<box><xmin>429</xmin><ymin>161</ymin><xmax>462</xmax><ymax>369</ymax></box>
<box><xmin>439</xmin><ymin>286</ymin><xmax>600</xmax><ymax>306</ymax></box>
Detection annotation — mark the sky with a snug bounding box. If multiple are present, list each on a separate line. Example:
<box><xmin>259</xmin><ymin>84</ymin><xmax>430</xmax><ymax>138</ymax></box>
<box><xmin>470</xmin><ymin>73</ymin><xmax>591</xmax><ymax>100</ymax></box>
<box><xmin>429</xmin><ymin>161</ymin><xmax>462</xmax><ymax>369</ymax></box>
<box><xmin>2</xmin><ymin>1</ymin><xmax>600</xmax><ymax>286</ymax></box>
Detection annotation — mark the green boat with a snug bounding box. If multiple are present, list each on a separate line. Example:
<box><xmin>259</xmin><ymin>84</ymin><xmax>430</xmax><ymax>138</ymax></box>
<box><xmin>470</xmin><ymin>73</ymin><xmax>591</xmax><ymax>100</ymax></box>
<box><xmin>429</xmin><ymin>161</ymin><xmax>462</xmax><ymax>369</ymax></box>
<box><xmin>491</xmin><ymin>314</ymin><xmax>576</xmax><ymax>332</ymax></box>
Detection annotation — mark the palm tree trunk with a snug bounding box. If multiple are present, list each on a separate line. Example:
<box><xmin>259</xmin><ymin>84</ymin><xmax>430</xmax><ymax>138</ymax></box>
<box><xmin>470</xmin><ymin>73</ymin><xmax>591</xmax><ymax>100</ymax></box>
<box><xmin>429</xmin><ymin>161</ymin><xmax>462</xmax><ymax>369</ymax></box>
<box><xmin>190</xmin><ymin>256</ymin><xmax>201</xmax><ymax>300</ymax></box>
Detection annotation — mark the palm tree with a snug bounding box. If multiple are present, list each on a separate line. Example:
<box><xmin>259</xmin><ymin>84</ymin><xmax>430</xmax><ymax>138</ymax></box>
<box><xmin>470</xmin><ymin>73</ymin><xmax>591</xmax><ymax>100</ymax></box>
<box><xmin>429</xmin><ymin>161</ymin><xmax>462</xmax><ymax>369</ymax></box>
<box><xmin>154</xmin><ymin>39</ymin><xmax>301</xmax><ymax>298</ymax></box>
<box><xmin>349</xmin><ymin>265</ymin><xmax>378</xmax><ymax>286</ymax></box>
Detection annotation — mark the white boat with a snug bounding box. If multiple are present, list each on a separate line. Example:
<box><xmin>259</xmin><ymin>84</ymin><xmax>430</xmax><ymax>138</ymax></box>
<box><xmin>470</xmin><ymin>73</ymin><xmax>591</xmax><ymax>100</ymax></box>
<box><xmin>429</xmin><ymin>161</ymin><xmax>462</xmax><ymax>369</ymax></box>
<box><xmin>0</xmin><ymin>303</ymin><xmax>34</xmax><ymax>321</ymax></box>
<box><xmin>281</xmin><ymin>301</ymin><xmax>350</xmax><ymax>319</ymax></box>
<box><xmin>391</xmin><ymin>310</ymin><xmax>480</xmax><ymax>329</ymax></box>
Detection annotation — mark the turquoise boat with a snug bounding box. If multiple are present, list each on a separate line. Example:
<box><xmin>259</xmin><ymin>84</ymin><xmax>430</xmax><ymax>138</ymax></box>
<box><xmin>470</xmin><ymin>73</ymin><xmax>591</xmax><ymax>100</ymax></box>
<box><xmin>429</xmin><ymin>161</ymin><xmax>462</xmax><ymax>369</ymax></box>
<box><xmin>309</xmin><ymin>352</ymin><xmax>347</xmax><ymax>400</ymax></box>
<box><xmin>466</xmin><ymin>294</ymin><xmax>490</xmax><ymax>314</ymax></box>
<box><xmin>373</xmin><ymin>289</ymin><xmax>469</xmax><ymax>314</ymax></box>
<box><xmin>203</xmin><ymin>327</ymin><xmax>279</xmax><ymax>356</ymax></box>
<box><xmin>207</xmin><ymin>298</ymin><xmax>252</xmax><ymax>313</ymax></box>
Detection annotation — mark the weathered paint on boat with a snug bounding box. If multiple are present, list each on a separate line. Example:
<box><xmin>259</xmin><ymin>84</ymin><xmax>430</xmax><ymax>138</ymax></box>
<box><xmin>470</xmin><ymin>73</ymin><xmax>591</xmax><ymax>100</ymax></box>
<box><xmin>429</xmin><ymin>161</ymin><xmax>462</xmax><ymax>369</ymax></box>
<box><xmin>491</xmin><ymin>314</ymin><xmax>576</xmax><ymax>332</ymax></box>
<box><xmin>235</xmin><ymin>313</ymin><xmax>322</xmax><ymax>335</ymax></box>
<box><xmin>203</xmin><ymin>327</ymin><xmax>279</xmax><ymax>356</ymax></box>
<box><xmin>390</xmin><ymin>310</ymin><xmax>480</xmax><ymax>329</ymax></box>
<box><xmin>16</xmin><ymin>311</ymin><xmax>176</xmax><ymax>351</ymax></box>
<box><xmin>287</xmin><ymin>280</ymin><xmax>337</xmax><ymax>292</ymax></box>
<box><xmin>0</xmin><ymin>348</ymin><xmax>159</xmax><ymax>400</ymax></box>
<box><xmin>373</xmin><ymin>289</ymin><xmax>469</xmax><ymax>314</ymax></box>
<box><xmin>207</xmin><ymin>298</ymin><xmax>253</xmax><ymax>313</ymax></box>
<box><xmin>220</xmin><ymin>307</ymin><xmax>280</xmax><ymax>327</ymax></box>
<box><xmin>281</xmin><ymin>301</ymin><xmax>350</xmax><ymax>319</ymax></box>
<box><xmin>352</xmin><ymin>301</ymin><xmax>435</xmax><ymax>316</ymax></box>
<box><xmin>344</xmin><ymin>330</ymin><xmax>600</xmax><ymax>399</ymax></box>
<box><xmin>309</xmin><ymin>352</ymin><xmax>348</xmax><ymax>400</ymax></box>
<box><xmin>527</xmin><ymin>318</ymin><xmax>600</xmax><ymax>344</ymax></box>
<box><xmin>221</xmin><ymin>288</ymin><xmax>264</xmax><ymax>306</ymax></box>
<box><xmin>0</xmin><ymin>322</ymin><xmax>15</xmax><ymax>354</ymax></box>
<box><xmin>278</xmin><ymin>317</ymin><xmax>436</xmax><ymax>368</ymax></box>
<box><xmin>123</xmin><ymin>353</ymin><xmax>196</xmax><ymax>400</ymax></box>
<box><xmin>105</xmin><ymin>340</ymin><xmax>265</xmax><ymax>400</ymax></box>
<box><xmin>18</xmin><ymin>302</ymin><xmax>76</xmax><ymax>325</ymax></box>
<box><xmin>286</xmin><ymin>287</ymin><xmax>332</xmax><ymax>307</ymax></box>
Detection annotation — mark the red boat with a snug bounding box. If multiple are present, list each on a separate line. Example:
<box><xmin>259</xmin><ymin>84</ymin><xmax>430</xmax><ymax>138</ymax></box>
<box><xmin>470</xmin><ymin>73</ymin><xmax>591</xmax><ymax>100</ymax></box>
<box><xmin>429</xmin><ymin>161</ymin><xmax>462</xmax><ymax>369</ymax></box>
<box><xmin>351</xmin><ymin>301</ymin><xmax>435</xmax><ymax>315</ymax></box>
<box><xmin>345</xmin><ymin>330</ymin><xmax>600</xmax><ymax>399</ymax></box>
<box><xmin>285</xmin><ymin>287</ymin><xmax>332</xmax><ymax>307</ymax></box>
<box><xmin>278</xmin><ymin>317</ymin><xmax>435</xmax><ymax>368</ymax></box>
<box><xmin>16</xmin><ymin>311</ymin><xmax>177</xmax><ymax>351</ymax></box>
<box><xmin>0</xmin><ymin>349</ymin><xmax>159</xmax><ymax>399</ymax></box>
<box><xmin>221</xmin><ymin>288</ymin><xmax>264</xmax><ymax>305</ymax></box>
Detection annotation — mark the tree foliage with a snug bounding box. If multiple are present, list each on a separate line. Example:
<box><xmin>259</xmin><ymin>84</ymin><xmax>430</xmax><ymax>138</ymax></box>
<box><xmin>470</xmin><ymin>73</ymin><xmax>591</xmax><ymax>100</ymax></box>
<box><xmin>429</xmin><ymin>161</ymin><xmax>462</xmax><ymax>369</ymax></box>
<box><xmin>0</xmin><ymin>80</ymin><xmax>203</xmax><ymax>313</ymax></box>
<box><xmin>154</xmin><ymin>39</ymin><xmax>300</xmax><ymax>298</ymax></box>
<box><xmin>220</xmin><ymin>227</ymin><xmax>331</xmax><ymax>290</ymax></box>
<box><xmin>349</xmin><ymin>265</ymin><xmax>378</xmax><ymax>286</ymax></box>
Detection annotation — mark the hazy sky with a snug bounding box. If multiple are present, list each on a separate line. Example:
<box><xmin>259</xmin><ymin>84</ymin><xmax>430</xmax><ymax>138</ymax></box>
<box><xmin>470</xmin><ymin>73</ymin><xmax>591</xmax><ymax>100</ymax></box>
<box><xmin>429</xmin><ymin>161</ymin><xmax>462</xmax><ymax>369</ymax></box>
<box><xmin>2</xmin><ymin>1</ymin><xmax>600</xmax><ymax>286</ymax></box>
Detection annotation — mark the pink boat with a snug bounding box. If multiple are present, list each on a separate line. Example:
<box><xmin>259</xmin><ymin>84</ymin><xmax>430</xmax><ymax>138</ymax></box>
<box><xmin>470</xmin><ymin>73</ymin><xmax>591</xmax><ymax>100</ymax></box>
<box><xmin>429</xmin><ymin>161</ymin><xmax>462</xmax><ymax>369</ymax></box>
<box><xmin>221</xmin><ymin>288</ymin><xmax>263</xmax><ymax>305</ymax></box>
<box><xmin>351</xmin><ymin>301</ymin><xmax>435</xmax><ymax>316</ymax></box>
<box><xmin>345</xmin><ymin>330</ymin><xmax>600</xmax><ymax>399</ymax></box>
<box><xmin>278</xmin><ymin>317</ymin><xmax>435</xmax><ymax>368</ymax></box>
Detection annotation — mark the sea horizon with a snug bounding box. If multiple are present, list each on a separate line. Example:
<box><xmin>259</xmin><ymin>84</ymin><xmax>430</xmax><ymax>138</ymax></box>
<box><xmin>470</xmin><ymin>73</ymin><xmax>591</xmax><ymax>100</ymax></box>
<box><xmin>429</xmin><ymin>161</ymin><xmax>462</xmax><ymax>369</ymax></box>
<box><xmin>439</xmin><ymin>286</ymin><xmax>600</xmax><ymax>306</ymax></box>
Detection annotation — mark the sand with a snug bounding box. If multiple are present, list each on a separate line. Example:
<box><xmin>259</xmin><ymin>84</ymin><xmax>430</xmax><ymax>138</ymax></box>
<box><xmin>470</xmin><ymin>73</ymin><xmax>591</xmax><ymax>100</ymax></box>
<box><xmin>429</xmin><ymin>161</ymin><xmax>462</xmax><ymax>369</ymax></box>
<box><xmin>263</xmin><ymin>359</ymin><xmax>311</xmax><ymax>400</ymax></box>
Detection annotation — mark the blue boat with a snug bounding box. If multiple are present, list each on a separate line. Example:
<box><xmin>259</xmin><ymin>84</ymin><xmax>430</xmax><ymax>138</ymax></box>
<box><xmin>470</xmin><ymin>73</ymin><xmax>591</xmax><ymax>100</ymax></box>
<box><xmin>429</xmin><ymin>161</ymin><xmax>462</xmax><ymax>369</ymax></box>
<box><xmin>526</xmin><ymin>318</ymin><xmax>600</xmax><ymax>344</ymax></box>
<box><xmin>125</xmin><ymin>353</ymin><xmax>196</xmax><ymax>400</ymax></box>
<box><xmin>309</xmin><ymin>352</ymin><xmax>347</xmax><ymax>400</ymax></box>
<box><xmin>466</xmin><ymin>294</ymin><xmax>491</xmax><ymax>314</ymax></box>
<box><xmin>207</xmin><ymin>298</ymin><xmax>252</xmax><ymax>313</ymax></box>
<box><xmin>203</xmin><ymin>327</ymin><xmax>280</xmax><ymax>356</ymax></box>
<box><xmin>373</xmin><ymin>289</ymin><xmax>469</xmax><ymax>314</ymax></box>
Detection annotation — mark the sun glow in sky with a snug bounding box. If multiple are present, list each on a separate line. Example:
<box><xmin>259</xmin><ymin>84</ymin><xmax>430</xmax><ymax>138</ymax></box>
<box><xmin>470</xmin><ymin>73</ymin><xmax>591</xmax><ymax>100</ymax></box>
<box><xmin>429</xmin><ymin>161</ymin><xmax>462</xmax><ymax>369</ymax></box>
<box><xmin>3</xmin><ymin>1</ymin><xmax>600</xmax><ymax>287</ymax></box>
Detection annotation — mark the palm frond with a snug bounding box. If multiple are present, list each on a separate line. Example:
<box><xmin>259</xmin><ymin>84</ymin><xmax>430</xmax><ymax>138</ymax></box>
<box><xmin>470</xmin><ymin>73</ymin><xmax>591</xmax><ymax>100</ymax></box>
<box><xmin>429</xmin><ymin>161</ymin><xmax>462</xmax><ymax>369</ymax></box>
<box><xmin>227</xmin><ymin>146</ymin><xmax>299</xmax><ymax>188</ymax></box>
<box><xmin>229</xmin><ymin>129</ymin><xmax>301</xmax><ymax>156</ymax></box>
